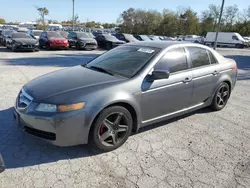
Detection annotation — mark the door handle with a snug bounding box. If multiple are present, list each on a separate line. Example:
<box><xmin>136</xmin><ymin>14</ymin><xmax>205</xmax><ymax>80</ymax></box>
<box><xmin>182</xmin><ymin>77</ymin><xmax>192</xmax><ymax>83</ymax></box>
<box><xmin>212</xmin><ymin>70</ymin><xmax>219</xmax><ymax>75</ymax></box>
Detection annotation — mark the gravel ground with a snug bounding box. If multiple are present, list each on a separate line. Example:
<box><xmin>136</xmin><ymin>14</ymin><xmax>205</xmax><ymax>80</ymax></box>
<box><xmin>0</xmin><ymin>47</ymin><xmax>250</xmax><ymax>188</ymax></box>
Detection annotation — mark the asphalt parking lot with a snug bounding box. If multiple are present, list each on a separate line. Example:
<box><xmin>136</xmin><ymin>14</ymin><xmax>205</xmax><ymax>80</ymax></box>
<box><xmin>0</xmin><ymin>47</ymin><xmax>250</xmax><ymax>188</ymax></box>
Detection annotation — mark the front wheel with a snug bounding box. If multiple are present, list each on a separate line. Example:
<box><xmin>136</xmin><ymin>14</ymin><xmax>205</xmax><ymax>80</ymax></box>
<box><xmin>11</xmin><ymin>44</ymin><xmax>16</xmax><ymax>52</ymax></box>
<box><xmin>89</xmin><ymin>106</ymin><xmax>133</xmax><ymax>152</ymax></box>
<box><xmin>210</xmin><ymin>82</ymin><xmax>230</xmax><ymax>111</ymax></box>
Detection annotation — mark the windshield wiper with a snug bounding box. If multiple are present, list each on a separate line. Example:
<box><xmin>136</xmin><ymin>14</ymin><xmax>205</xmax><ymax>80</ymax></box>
<box><xmin>88</xmin><ymin>66</ymin><xmax>114</xmax><ymax>76</ymax></box>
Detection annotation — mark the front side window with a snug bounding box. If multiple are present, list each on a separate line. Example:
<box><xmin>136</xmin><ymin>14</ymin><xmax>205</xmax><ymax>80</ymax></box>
<box><xmin>86</xmin><ymin>46</ymin><xmax>159</xmax><ymax>78</ymax></box>
<box><xmin>154</xmin><ymin>48</ymin><xmax>188</xmax><ymax>73</ymax></box>
<box><xmin>232</xmin><ymin>35</ymin><xmax>239</xmax><ymax>40</ymax></box>
<box><xmin>187</xmin><ymin>47</ymin><xmax>210</xmax><ymax>68</ymax></box>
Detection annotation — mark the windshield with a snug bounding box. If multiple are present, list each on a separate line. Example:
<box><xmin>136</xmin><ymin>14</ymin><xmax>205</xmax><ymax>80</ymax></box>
<box><xmin>140</xmin><ymin>35</ymin><xmax>151</xmax><ymax>41</ymax></box>
<box><xmin>103</xmin><ymin>35</ymin><xmax>117</xmax><ymax>41</ymax></box>
<box><xmin>59</xmin><ymin>31</ymin><xmax>68</xmax><ymax>37</ymax></box>
<box><xmin>86</xmin><ymin>46</ymin><xmax>159</xmax><ymax>78</ymax></box>
<box><xmin>47</xmin><ymin>32</ymin><xmax>64</xmax><ymax>38</ymax></box>
<box><xmin>3</xmin><ymin>30</ymin><xmax>14</xmax><ymax>36</ymax></box>
<box><xmin>33</xmin><ymin>31</ymin><xmax>42</xmax><ymax>36</ymax></box>
<box><xmin>77</xmin><ymin>32</ymin><xmax>90</xmax><ymax>38</ymax></box>
<box><xmin>87</xmin><ymin>32</ymin><xmax>95</xmax><ymax>38</ymax></box>
<box><xmin>12</xmin><ymin>33</ymin><xmax>32</xmax><ymax>39</ymax></box>
<box><xmin>124</xmin><ymin>34</ymin><xmax>138</xmax><ymax>42</ymax></box>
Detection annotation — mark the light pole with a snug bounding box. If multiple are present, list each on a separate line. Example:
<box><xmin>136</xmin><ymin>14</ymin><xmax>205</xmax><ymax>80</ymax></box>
<box><xmin>214</xmin><ymin>0</ymin><xmax>225</xmax><ymax>50</ymax></box>
<box><xmin>72</xmin><ymin>0</ymin><xmax>75</xmax><ymax>31</ymax></box>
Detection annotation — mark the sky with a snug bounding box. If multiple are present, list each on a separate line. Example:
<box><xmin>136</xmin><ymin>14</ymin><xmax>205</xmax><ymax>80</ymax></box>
<box><xmin>0</xmin><ymin>0</ymin><xmax>249</xmax><ymax>23</ymax></box>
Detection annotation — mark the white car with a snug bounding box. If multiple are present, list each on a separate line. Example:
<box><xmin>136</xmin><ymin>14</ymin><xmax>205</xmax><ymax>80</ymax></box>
<box><xmin>183</xmin><ymin>35</ymin><xmax>203</xmax><ymax>43</ymax></box>
<box><xmin>243</xmin><ymin>37</ymin><xmax>250</xmax><ymax>47</ymax></box>
<box><xmin>204</xmin><ymin>32</ymin><xmax>245</xmax><ymax>48</ymax></box>
<box><xmin>28</xmin><ymin>30</ymin><xmax>43</xmax><ymax>39</ymax></box>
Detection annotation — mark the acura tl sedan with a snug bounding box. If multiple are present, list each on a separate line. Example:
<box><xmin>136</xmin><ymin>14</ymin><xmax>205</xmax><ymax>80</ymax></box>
<box><xmin>14</xmin><ymin>41</ymin><xmax>237</xmax><ymax>152</ymax></box>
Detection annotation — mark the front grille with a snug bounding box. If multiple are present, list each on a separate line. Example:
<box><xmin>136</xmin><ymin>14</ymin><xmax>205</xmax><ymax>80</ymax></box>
<box><xmin>17</xmin><ymin>89</ymin><xmax>33</xmax><ymax>109</ymax></box>
<box><xmin>22</xmin><ymin>45</ymin><xmax>33</xmax><ymax>48</ymax></box>
<box><xmin>24</xmin><ymin>126</ymin><xmax>56</xmax><ymax>141</ymax></box>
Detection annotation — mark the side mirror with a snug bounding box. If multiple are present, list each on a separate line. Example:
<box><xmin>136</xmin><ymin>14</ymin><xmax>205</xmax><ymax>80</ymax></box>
<box><xmin>0</xmin><ymin>153</ymin><xmax>5</xmax><ymax>173</ymax></box>
<box><xmin>151</xmin><ymin>70</ymin><xmax>170</xmax><ymax>80</ymax></box>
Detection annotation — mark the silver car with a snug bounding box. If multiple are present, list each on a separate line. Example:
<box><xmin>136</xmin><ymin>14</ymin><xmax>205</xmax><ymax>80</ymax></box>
<box><xmin>14</xmin><ymin>41</ymin><xmax>237</xmax><ymax>152</ymax></box>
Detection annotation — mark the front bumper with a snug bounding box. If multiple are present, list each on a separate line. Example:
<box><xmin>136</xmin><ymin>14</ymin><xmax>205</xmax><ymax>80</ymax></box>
<box><xmin>14</xmin><ymin>104</ymin><xmax>91</xmax><ymax>147</ymax></box>
<box><xmin>15</xmin><ymin>44</ymin><xmax>39</xmax><ymax>51</ymax></box>
<box><xmin>49</xmin><ymin>43</ymin><xmax>69</xmax><ymax>49</ymax></box>
<box><xmin>79</xmin><ymin>42</ymin><xmax>97</xmax><ymax>49</ymax></box>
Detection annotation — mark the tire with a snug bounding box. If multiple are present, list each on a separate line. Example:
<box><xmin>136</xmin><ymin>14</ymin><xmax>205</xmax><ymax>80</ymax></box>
<box><xmin>235</xmin><ymin>44</ymin><xmax>244</xmax><ymax>49</ymax></box>
<box><xmin>46</xmin><ymin>43</ymin><xmax>51</xmax><ymax>50</ymax></box>
<box><xmin>76</xmin><ymin>42</ymin><xmax>81</xmax><ymax>50</ymax></box>
<box><xmin>106</xmin><ymin>42</ymin><xmax>112</xmax><ymax>50</ymax></box>
<box><xmin>11</xmin><ymin>44</ymin><xmax>16</xmax><ymax>52</ymax></box>
<box><xmin>39</xmin><ymin>42</ymin><xmax>43</xmax><ymax>49</ymax></box>
<box><xmin>89</xmin><ymin>106</ymin><xmax>133</xmax><ymax>152</ymax></box>
<box><xmin>210</xmin><ymin>82</ymin><xmax>230</xmax><ymax>111</ymax></box>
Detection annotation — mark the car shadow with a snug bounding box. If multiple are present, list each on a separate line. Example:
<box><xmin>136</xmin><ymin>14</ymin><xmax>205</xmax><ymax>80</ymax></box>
<box><xmin>0</xmin><ymin>107</ymin><xmax>98</xmax><ymax>169</ymax></box>
<box><xmin>136</xmin><ymin>107</ymin><xmax>213</xmax><ymax>134</ymax></box>
<box><xmin>225</xmin><ymin>55</ymin><xmax>250</xmax><ymax>80</ymax></box>
<box><xmin>0</xmin><ymin>53</ymin><xmax>100</xmax><ymax>67</ymax></box>
<box><xmin>0</xmin><ymin>106</ymin><xmax>214</xmax><ymax>170</ymax></box>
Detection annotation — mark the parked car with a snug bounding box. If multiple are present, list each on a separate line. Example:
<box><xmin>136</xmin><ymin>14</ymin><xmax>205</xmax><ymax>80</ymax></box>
<box><xmin>14</xmin><ymin>41</ymin><xmax>237</xmax><ymax>152</ymax></box>
<box><xmin>0</xmin><ymin>29</ymin><xmax>16</xmax><ymax>46</ymax></box>
<box><xmin>28</xmin><ymin>30</ymin><xmax>43</xmax><ymax>39</ymax></box>
<box><xmin>113</xmin><ymin>33</ymin><xmax>138</xmax><ymax>43</ymax></box>
<box><xmin>183</xmin><ymin>35</ymin><xmax>202</xmax><ymax>43</ymax></box>
<box><xmin>96</xmin><ymin>34</ymin><xmax>125</xmax><ymax>50</ymax></box>
<box><xmin>86</xmin><ymin>32</ymin><xmax>96</xmax><ymax>39</ymax></box>
<box><xmin>133</xmin><ymin>34</ymin><xmax>152</xmax><ymax>41</ymax></box>
<box><xmin>67</xmin><ymin>31</ymin><xmax>97</xmax><ymax>50</ymax></box>
<box><xmin>243</xmin><ymin>37</ymin><xmax>250</xmax><ymax>47</ymax></box>
<box><xmin>204</xmin><ymin>32</ymin><xmax>246</xmax><ymax>48</ymax></box>
<box><xmin>0</xmin><ymin>153</ymin><xmax>5</xmax><ymax>173</ymax></box>
<box><xmin>6</xmin><ymin>32</ymin><xmax>39</xmax><ymax>52</ymax></box>
<box><xmin>148</xmin><ymin>35</ymin><xmax>161</xmax><ymax>41</ymax></box>
<box><xmin>39</xmin><ymin>31</ymin><xmax>69</xmax><ymax>50</ymax></box>
<box><xmin>58</xmin><ymin>31</ymin><xmax>69</xmax><ymax>39</ymax></box>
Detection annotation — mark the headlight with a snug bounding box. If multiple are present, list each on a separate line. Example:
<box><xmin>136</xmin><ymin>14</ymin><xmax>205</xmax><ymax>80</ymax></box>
<box><xmin>35</xmin><ymin>42</ymin><xmax>39</xmax><ymax>46</ymax></box>
<box><xmin>36</xmin><ymin>102</ymin><xmax>85</xmax><ymax>112</ymax></box>
<box><xmin>36</xmin><ymin>103</ymin><xmax>57</xmax><ymax>112</ymax></box>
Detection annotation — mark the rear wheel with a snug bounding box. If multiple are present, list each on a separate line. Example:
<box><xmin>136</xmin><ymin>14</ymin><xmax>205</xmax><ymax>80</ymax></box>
<box><xmin>89</xmin><ymin>106</ymin><xmax>133</xmax><ymax>152</ymax></box>
<box><xmin>210</xmin><ymin>82</ymin><xmax>230</xmax><ymax>111</ymax></box>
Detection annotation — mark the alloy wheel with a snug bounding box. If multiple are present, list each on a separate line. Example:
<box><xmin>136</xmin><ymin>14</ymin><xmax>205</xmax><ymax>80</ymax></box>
<box><xmin>98</xmin><ymin>112</ymin><xmax>129</xmax><ymax>147</ymax></box>
<box><xmin>216</xmin><ymin>85</ymin><xmax>229</xmax><ymax>108</ymax></box>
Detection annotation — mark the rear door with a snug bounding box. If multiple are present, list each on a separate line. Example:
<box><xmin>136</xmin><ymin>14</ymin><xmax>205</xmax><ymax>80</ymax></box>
<box><xmin>186</xmin><ymin>47</ymin><xmax>220</xmax><ymax>106</ymax></box>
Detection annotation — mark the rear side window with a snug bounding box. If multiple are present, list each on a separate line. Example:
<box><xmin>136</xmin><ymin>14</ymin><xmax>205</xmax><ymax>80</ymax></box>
<box><xmin>208</xmin><ymin>51</ymin><xmax>218</xmax><ymax>64</ymax></box>
<box><xmin>155</xmin><ymin>47</ymin><xmax>188</xmax><ymax>73</ymax></box>
<box><xmin>187</xmin><ymin>47</ymin><xmax>210</xmax><ymax>68</ymax></box>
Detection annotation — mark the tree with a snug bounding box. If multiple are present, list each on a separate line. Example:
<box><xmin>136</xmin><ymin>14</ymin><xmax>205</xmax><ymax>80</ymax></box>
<box><xmin>0</xmin><ymin>18</ymin><xmax>5</xmax><ymax>24</ymax></box>
<box><xmin>202</xmin><ymin>4</ymin><xmax>221</xmax><ymax>31</ymax></box>
<box><xmin>119</xmin><ymin>8</ymin><xmax>162</xmax><ymax>34</ymax></box>
<box><xmin>102</xmin><ymin>23</ymin><xmax>116</xmax><ymax>29</ymax></box>
<box><xmin>223</xmin><ymin>5</ymin><xmax>239</xmax><ymax>31</ymax></box>
<box><xmin>36</xmin><ymin>7</ymin><xmax>49</xmax><ymax>30</ymax></box>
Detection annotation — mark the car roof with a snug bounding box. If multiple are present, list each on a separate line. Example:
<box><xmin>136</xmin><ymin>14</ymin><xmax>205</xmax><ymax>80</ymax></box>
<box><xmin>123</xmin><ymin>41</ymin><xmax>190</xmax><ymax>49</ymax></box>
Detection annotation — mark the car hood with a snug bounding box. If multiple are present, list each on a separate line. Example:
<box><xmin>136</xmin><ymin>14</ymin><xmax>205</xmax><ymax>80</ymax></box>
<box><xmin>24</xmin><ymin>66</ymin><xmax>124</xmax><ymax>101</ymax></box>
<box><xmin>106</xmin><ymin>38</ymin><xmax>125</xmax><ymax>43</ymax></box>
<box><xmin>13</xmin><ymin>38</ymin><xmax>37</xmax><ymax>44</ymax></box>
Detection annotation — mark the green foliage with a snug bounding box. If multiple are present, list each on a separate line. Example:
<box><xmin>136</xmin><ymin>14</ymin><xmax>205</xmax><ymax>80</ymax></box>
<box><xmin>0</xmin><ymin>18</ymin><xmax>5</xmax><ymax>24</ymax></box>
<box><xmin>36</xmin><ymin>6</ymin><xmax>49</xmax><ymax>29</ymax></box>
<box><xmin>118</xmin><ymin>5</ymin><xmax>250</xmax><ymax>36</ymax></box>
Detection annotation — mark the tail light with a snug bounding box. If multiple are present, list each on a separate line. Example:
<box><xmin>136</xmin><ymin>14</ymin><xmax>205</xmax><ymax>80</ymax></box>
<box><xmin>232</xmin><ymin>65</ymin><xmax>238</xmax><ymax>71</ymax></box>
<box><xmin>64</xmin><ymin>40</ymin><xmax>68</xmax><ymax>44</ymax></box>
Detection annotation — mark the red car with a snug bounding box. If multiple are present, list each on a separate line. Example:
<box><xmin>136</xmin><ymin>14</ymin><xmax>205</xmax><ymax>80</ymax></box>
<box><xmin>39</xmin><ymin>31</ymin><xmax>69</xmax><ymax>50</ymax></box>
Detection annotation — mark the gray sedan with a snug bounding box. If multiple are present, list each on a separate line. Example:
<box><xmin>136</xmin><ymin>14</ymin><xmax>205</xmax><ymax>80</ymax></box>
<box><xmin>14</xmin><ymin>41</ymin><xmax>237</xmax><ymax>152</ymax></box>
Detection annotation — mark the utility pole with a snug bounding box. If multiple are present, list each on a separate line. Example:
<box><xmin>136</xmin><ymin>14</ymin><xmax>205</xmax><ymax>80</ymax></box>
<box><xmin>214</xmin><ymin>0</ymin><xmax>225</xmax><ymax>50</ymax></box>
<box><xmin>72</xmin><ymin>0</ymin><xmax>75</xmax><ymax>31</ymax></box>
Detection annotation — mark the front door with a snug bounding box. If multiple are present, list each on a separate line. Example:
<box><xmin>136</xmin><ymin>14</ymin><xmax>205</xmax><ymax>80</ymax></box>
<box><xmin>141</xmin><ymin>47</ymin><xmax>193</xmax><ymax>123</ymax></box>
